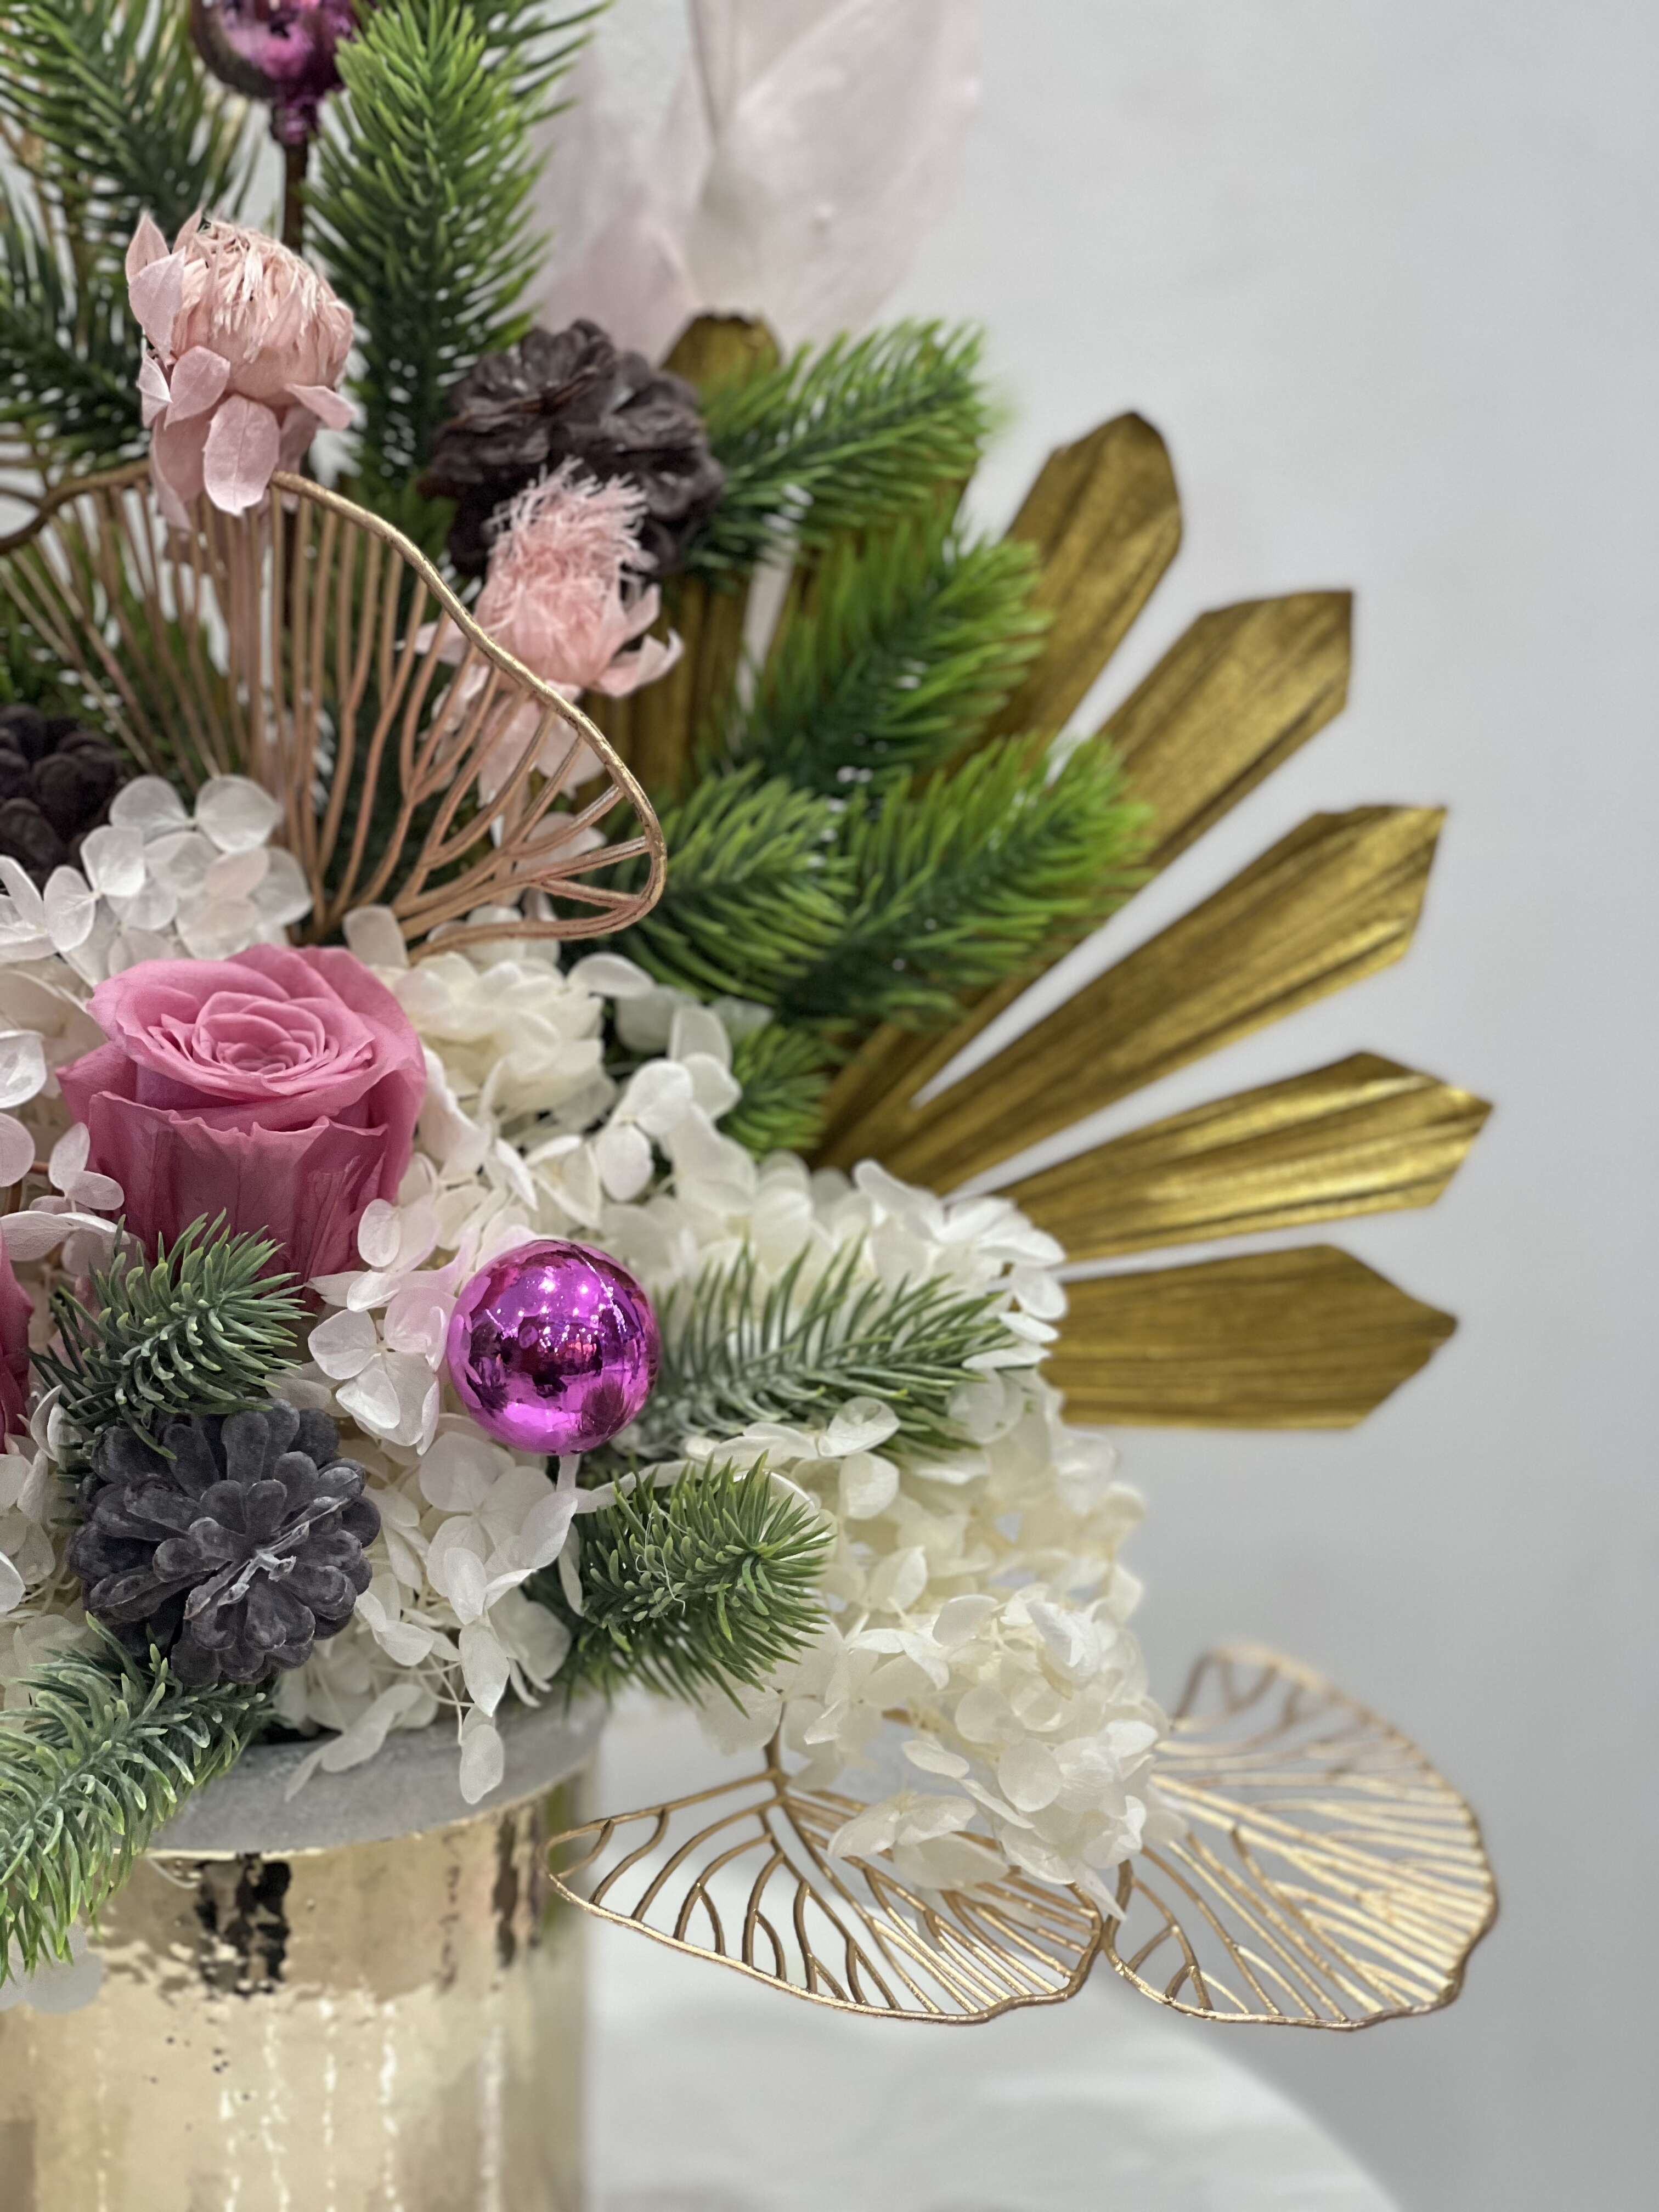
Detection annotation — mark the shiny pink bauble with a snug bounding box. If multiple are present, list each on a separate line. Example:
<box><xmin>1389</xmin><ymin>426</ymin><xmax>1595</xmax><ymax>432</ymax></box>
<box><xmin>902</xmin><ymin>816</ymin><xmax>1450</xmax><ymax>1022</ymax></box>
<box><xmin>190</xmin><ymin>0</ymin><xmax>362</xmax><ymax>145</ymax></box>
<box><xmin>445</xmin><ymin>1240</ymin><xmax>661</xmax><ymax>1456</ymax></box>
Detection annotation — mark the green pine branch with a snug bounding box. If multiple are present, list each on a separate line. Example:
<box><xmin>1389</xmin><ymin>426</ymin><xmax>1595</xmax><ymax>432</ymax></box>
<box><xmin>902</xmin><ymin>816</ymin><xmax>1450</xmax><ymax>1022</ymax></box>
<box><xmin>634</xmin><ymin>1243</ymin><xmax>1019</xmax><ymax>1459</ymax></box>
<box><xmin>0</xmin><ymin>1639</ymin><xmax>265</xmax><ymax>1984</ymax></box>
<box><xmin>0</xmin><ymin>2</ymin><xmax>255</xmax><ymax>265</ymax></box>
<box><xmin>456</xmin><ymin>1</ymin><xmax>606</xmax><ymax>105</ymax></box>
<box><xmin>617</xmin><ymin>767</ymin><xmax>853</xmax><ymax>1003</ymax></box>
<box><xmin>311</xmin><ymin>0</ymin><xmax>568</xmax><ymax>499</ymax></box>
<box><xmin>39</xmin><ymin>1216</ymin><xmax>304</xmax><ymax>1447</ymax></box>
<box><xmin>537</xmin><ymin>1461</ymin><xmax>830</xmax><ymax>1704</ymax></box>
<box><xmin>728</xmin><ymin>517</ymin><xmax>1049</xmax><ymax>793</ymax></box>
<box><xmin>723</xmin><ymin>1023</ymin><xmax>834</xmax><ymax>1158</ymax></box>
<box><xmin>782</xmin><ymin>735</ymin><xmax>1150</xmax><ymax>1032</ymax></box>
<box><xmin>0</xmin><ymin>192</ymin><xmax>144</xmax><ymax>472</ymax></box>
<box><xmin>689</xmin><ymin>323</ymin><xmax>993</xmax><ymax>577</ymax></box>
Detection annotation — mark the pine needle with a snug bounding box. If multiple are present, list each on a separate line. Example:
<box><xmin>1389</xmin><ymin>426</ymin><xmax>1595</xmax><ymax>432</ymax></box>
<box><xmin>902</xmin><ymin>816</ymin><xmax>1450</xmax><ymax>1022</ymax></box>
<box><xmin>782</xmin><ymin>734</ymin><xmax>1151</xmax><ymax>1031</ymax></box>
<box><xmin>538</xmin><ymin>1461</ymin><xmax>830</xmax><ymax>1704</ymax></box>
<box><xmin>618</xmin><ymin>766</ymin><xmax>854</xmax><ymax>1002</ymax></box>
<box><xmin>39</xmin><ymin>1216</ymin><xmax>304</xmax><ymax>1448</ymax></box>
<box><xmin>723</xmin><ymin>1024</ymin><xmax>834</xmax><ymax>1158</ymax></box>
<box><xmin>0</xmin><ymin>1638</ymin><xmax>264</xmax><ymax>1984</ymax></box>
<box><xmin>690</xmin><ymin>323</ymin><xmax>993</xmax><ymax>575</ymax></box>
<box><xmin>635</xmin><ymin>1243</ymin><xmax>1020</xmax><ymax>1458</ymax></box>
<box><xmin>730</xmin><ymin>517</ymin><xmax>1049</xmax><ymax>791</ymax></box>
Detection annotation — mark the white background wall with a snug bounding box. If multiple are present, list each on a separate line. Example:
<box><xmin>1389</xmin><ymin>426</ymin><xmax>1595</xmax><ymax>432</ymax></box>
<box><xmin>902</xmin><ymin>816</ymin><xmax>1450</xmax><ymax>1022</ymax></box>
<box><xmin>599</xmin><ymin>5</ymin><xmax>1657</xmax><ymax>2205</ymax></box>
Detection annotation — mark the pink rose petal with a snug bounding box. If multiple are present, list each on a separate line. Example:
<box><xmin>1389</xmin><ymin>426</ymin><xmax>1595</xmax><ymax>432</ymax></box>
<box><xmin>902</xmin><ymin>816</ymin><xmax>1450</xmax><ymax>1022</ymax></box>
<box><xmin>165</xmin><ymin>346</ymin><xmax>232</xmax><ymax>423</ymax></box>
<box><xmin>286</xmin><ymin>382</ymin><xmax>354</xmax><ymax>431</ymax></box>
<box><xmin>202</xmin><ymin>394</ymin><xmax>281</xmax><ymax>515</ymax></box>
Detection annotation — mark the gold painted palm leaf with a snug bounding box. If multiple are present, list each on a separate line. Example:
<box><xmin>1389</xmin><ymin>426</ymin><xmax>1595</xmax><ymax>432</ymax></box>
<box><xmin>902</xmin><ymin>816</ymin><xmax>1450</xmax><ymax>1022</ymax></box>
<box><xmin>0</xmin><ymin>464</ymin><xmax>665</xmax><ymax>956</ymax></box>
<box><xmin>548</xmin><ymin>1647</ymin><xmax>1494</xmax><ymax>2028</ymax></box>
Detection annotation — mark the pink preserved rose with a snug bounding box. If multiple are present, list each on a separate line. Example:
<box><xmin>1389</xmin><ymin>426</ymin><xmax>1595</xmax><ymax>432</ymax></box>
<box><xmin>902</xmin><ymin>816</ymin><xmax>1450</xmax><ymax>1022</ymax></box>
<box><xmin>57</xmin><ymin>944</ymin><xmax>425</xmax><ymax>1285</ymax></box>
<box><xmin>126</xmin><ymin>213</ymin><xmax>355</xmax><ymax>524</ymax></box>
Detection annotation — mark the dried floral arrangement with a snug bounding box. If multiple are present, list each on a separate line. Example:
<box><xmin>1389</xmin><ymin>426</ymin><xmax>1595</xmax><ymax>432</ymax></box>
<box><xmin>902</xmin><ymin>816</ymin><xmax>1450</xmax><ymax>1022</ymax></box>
<box><xmin>0</xmin><ymin>1</ymin><xmax>1494</xmax><ymax>2029</ymax></box>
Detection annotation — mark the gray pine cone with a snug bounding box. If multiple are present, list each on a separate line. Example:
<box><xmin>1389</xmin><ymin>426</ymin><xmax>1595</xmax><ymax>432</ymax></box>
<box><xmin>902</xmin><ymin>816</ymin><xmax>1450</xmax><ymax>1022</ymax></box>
<box><xmin>0</xmin><ymin>704</ymin><xmax>129</xmax><ymax>884</ymax></box>
<box><xmin>419</xmin><ymin>320</ymin><xmax>726</xmax><ymax>579</ymax></box>
<box><xmin>67</xmin><ymin>1406</ymin><xmax>379</xmax><ymax>1687</ymax></box>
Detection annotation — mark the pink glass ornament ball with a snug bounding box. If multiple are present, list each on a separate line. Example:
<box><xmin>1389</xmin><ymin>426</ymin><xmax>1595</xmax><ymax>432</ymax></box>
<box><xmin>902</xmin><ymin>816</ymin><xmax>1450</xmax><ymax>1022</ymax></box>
<box><xmin>190</xmin><ymin>1</ymin><xmax>360</xmax><ymax>146</ymax></box>
<box><xmin>445</xmin><ymin>1240</ymin><xmax>660</xmax><ymax>1455</ymax></box>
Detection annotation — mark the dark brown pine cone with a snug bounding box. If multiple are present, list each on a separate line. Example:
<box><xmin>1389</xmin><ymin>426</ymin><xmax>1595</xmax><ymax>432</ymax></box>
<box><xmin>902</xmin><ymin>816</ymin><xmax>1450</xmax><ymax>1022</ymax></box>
<box><xmin>419</xmin><ymin>320</ymin><xmax>726</xmax><ymax>580</ymax></box>
<box><xmin>0</xmin><ymin>705</ymin><xmax>129</xmax><ymax>884</ymax></box>
<box><xmin>67</xmin><ymin>1406</ymin><xmax>379</xmax><ymax>1688</ymax></box>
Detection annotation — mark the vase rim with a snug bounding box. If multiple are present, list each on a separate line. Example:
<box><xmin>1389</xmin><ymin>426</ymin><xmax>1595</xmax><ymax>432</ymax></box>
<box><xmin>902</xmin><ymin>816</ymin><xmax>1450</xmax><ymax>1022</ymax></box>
<box><xmin>153</xmin><ymin>1691</ymin><xmax>607</xmax><ymax>1858</ymax></box>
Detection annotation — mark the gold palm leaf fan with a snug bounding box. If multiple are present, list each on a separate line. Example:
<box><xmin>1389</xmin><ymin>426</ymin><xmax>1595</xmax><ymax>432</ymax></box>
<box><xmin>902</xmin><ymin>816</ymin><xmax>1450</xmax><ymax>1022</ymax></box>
<box><xmin>0</xmin><ymin>462</ymin><xmax>665</xmax><ymax>957</ymax></box>
<box><xmin>595</xmin><ymin>318</ymin><xmax>1492</xmax><ymax>1431</ymax></box>
<box><xmin>550</xmin><ymin>320</ymin><xmax>1495</xmax><ymax>2030</ymax></box>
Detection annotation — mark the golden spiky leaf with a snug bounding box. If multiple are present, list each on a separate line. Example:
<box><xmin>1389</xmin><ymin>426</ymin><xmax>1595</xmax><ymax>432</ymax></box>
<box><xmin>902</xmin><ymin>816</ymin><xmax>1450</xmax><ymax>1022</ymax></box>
<box><xmin>1047</xmin><ymin>1246</ymin><xmax>1457</xmax><ymax>1428</ymax></box>
<box><xmin>0</xmin><ymin>464</ymin><xmax>665</xmax><ymax>956</ymax></box>
<box><xmin>1008</xmin><ymin>1053</ymin><xmax>1491</xmax><ymax>1261</ymax></box>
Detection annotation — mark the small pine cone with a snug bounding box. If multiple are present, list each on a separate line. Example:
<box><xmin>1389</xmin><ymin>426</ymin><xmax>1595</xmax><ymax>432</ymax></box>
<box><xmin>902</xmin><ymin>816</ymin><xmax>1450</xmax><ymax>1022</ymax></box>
<box><xmin>419</xmin><ymin>320</ymin><xmax>726</xmax><ymax>580</ymax></box>
<box><xmin>0</xmin><ymin>705</ymin><xmax>129</xmax><ymax>884</ymax></box>
<box><xmin>67</xmin><ymin>1406</ymin><xmax>379</xmax><ymax>1688</ymax></box>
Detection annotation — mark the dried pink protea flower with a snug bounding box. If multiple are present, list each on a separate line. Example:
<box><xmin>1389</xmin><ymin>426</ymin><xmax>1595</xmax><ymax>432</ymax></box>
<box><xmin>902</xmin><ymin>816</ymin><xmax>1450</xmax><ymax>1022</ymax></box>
<box><xmin>126</xmin><ymin>212</ymin><xmax>355</xmax><ymax>524</ymax></box>
<box><xmin>425</xmin><ymin>461</ymin><xmax>682</xmax><ymax>797</ymax></box>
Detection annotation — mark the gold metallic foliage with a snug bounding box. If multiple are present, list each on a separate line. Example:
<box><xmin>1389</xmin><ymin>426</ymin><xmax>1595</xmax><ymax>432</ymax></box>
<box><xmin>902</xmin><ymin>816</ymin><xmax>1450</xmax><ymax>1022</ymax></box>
<box><xmin>0</xmin><ymin>464</ymin><xmax>666</xmax><ymax>955</ymax></box>
<box><xmin>547</xmin><ymin>1648</ymin><xmax>1494</xmax><ymax>2031</ymax></box>
<box><xmin>547</xmin><ymin>1756</ymin><xmax>1102</xmax><ymax>2023</ymax></box>
<box><xmin>1106</xmin><ymin>1648</ymin><xmax>1497</xmax><ymax>2025</ymax></box>
<box><xmin>829</xmin><ymin>805</ymin><xmax>1446</xmax><ymax>1190</ymax></box>
<box><xmin>1046</xmin><ymin>1246</ymin><xmax>1456</xmax><ymax>1428</ymax></box>
<box><xmin>1008</xmin><ymin>1053</ymin><xmax>1491</xmax><ymax>1261</ymax></box>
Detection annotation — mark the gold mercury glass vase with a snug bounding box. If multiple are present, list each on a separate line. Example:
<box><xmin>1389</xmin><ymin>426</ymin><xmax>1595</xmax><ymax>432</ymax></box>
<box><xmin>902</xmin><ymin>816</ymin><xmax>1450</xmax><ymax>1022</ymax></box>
<box><xmin>0</xmin><ymin>1697</ymin><xmax>605</xmax><ymax>2212</ymax></box>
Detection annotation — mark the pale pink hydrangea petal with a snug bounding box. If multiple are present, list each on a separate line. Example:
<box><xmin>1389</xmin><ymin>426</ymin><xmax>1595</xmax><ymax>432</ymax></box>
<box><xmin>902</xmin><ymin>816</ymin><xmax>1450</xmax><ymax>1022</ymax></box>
<box><xmin>137</xmin><ymin>355</ymin><xmax>172</xmax><ymax>428</ymax></box>
<box><xmin>590</xmin><ymin>628</ymin><xmax>684</xmax><ymax>698</ymax></box>
<box><xmin>124</xmin><ymin>212</ymin><xmax>169</xmax><ymax>281</ymax></box>
<box><xmin>202</xmin><ymin>394</ymin><xmax>282</xmax><ymax>513</ymax></box>
<box><xmin>128</xmin><ymin>255</ymin><xmax>185</xmax><ymax>355</ymax></box>
<box><xmin>150</xmin><ymin>413</ymin><xmax>213</xmax><ymax>526</ymax></box>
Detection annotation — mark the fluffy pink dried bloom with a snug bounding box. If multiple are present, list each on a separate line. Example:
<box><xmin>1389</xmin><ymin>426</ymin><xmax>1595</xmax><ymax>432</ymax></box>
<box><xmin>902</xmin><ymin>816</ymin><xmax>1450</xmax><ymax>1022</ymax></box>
<box><xmin>426</xmin><ymin>461</ymin><xmax>681</xmax><ymax>797</ymax></box>
<box><xmin>126</xmin><ymin>212</ymin><xmax>355</xmax><ymax>524</ymax></box>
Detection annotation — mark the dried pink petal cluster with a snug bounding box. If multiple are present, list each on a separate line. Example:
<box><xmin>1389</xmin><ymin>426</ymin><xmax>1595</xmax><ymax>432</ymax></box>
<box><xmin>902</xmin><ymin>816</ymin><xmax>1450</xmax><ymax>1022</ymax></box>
<box><xmin>426</xmin><ymin>461</ymin><xmax>681</xmax><ymax>798</ymax></box>
<box><xmin>126</xmin><ymin>213</ymin><xmax>355</xmax><ymax>524</ymax></box>
<box><xmin>474</xmin><ymin>463</ymin><xmax>681</xmax><ymax>700</ymax></box>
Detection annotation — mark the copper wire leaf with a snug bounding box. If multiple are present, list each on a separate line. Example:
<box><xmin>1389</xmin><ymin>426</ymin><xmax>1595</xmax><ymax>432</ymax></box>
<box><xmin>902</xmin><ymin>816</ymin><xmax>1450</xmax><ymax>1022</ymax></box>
<box><xmin>0</xmin><ymin>462</ymin><xmax>665</xmax><ymax>954</ymax></box>
<box><xmin>842</xmin><ymin>806</ymin><xmax>1444</xmax><ymax>1189</ymax></box>
<box><xmin>1007</xmin><ymin>1053</ymin><xmax>1491</xmax><ymax>1261</ymax></box>
<box><xmin>546</xmin><ymin>1759</ymin><xmax>1104</xmax><ymax>2022</ymax></box>
<box><xmin>1047</xmin><ymin>1246</ymin><xmax>1456</xmax><ymax>1428</ymax></box>
<box><xmin>1107</xmin><ymin>1647</ymin><xmax>1496</xmax><ymax>2025</ymax></box>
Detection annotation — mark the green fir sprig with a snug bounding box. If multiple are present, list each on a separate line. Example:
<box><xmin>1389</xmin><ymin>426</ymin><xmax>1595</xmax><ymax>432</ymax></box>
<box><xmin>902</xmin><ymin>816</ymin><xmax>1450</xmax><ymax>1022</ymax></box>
<box><xmin>0</xmin><ymin>2</ymin><xmax>255</xmax><ymax>263</ymax></box>
<box><xmin>690</xmin><ymin>323</ymin><xmax>992</xmax><ymax>575</ymax></box>
<box><xmin>40</xmin><ymin>1217</ymin><xmax>304</xmax><ymax>1447</ymax></box>
<box><xmin>635</xmin><ymin>1243</ymin><xmax>1020</xmax><ymax>1458</ymax></box>
<box><xmin>619</xmin><ymin>767</ymin><xmax>853</xmax><ymax>1002</ymax></box>
<box><xmin>0</xmin><ymin>194</ymin><xmax>145</xmax><ymax>472</ymax></box>
<box><xmin>0</xmin><ymin>1638</ymin><xmax>265</xmax><ymax>1984</ymax></box>
<box><xmin>730</xmin><ymin>518</ymin><xmax>1049</xmax><ymax>792</ymax></box>
<box><xmin>540</xmin><ymin>1462</ymin><xmax>830</xmax><ymax>1703</ymax></box>
<box><xmin>723</xmin><ymin>1023</ymin><xmax>834</xmax><ymax>1158</ymax></box>
<box><xmin>782</xmin><ymin>735</ymin><xmax>1149</xmax><ymax>1031</ymax></box>
<box><xmin>312</xmin><ymin>0</ymin><xmax>582</xmax><ymax>499</ymax></box>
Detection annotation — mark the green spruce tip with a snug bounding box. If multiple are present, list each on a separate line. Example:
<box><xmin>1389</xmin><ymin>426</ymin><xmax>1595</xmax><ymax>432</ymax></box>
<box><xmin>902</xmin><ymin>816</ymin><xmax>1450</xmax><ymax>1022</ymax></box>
<box><xmin>40</xmin><ymin>1214</ymin><xmax>306</xmax><ymax>1447</ymax></box>
<box><xmin>634</xmin><ymin>1242</ymin><xmax>1020</xmax><ymax>1460</ymax></box>
<box><xmin>539</xmin><ymin>1461</ymin><xmax>831</xmax><ymax>1706</ymax></box>
<box><xmin>310</xmin><ymin>0</ymin><xmax>597</xmax><ymax>501</ymax></box>
<box><xmin>722</xmin><ymin>1024</ymin><xmax>834</xmax><ymax>1159</ymax></box>
<box><xmin>0</xmin><ymin>1632</ymin><xmax>264</xmax><ymax>1986</ymax></box>
<box><xmin>727</xmin><ymin>515</ymin><xmax>1051</xmax><ymax>794</ymax></box>
<box><xmin>690</xmin><ymin>321</ymin><xmax>994</xmax><ymax>576</ymax></box>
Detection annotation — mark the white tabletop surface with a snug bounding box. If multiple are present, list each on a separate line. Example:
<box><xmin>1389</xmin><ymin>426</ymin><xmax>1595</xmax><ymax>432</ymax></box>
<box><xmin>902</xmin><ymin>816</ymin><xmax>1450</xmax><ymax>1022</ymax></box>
<box><xmin>586</xmin><ymin>1703</ymin><xmax>1397</xmax><ymax>2212</ymax></box>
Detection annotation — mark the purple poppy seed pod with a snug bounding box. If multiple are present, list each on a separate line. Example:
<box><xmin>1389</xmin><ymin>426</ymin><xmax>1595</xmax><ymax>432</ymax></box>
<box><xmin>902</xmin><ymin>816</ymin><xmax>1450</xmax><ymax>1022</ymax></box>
<box><xmin>189</xmin><ymin>0</ymin><xmax>362</xmax><ymax>147</ymax></box>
